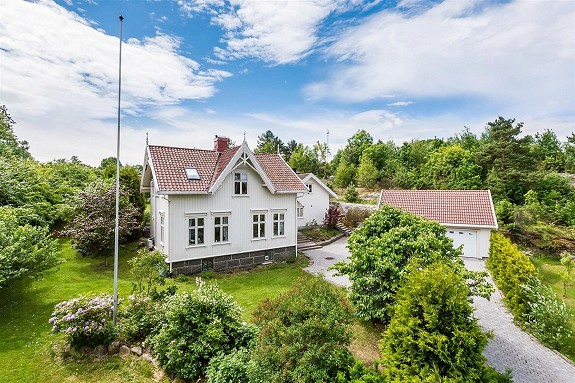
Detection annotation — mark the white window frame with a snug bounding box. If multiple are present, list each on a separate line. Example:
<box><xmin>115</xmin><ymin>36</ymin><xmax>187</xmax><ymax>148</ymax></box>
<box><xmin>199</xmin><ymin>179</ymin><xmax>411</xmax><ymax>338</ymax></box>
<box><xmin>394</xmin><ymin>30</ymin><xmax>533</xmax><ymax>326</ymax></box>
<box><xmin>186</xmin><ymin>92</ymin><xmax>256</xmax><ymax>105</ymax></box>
<box><xmin>306</xmin><ymin>183</ymin><xmax>313</xmax><ymax>193</ymax></box>
<box><xmin>186</xmin><ymin>214</ymin><xmax>206</xmax><ymax>247</ymax></box>
<box><xmin>234</xmin><ymin>172</ymin><xmax>248</xmax><ymax>195</ymax></box>
<box><xmin>213</xmin><ymin>214</ymin><xmax>230</xmax><ymax>244</ymax></box>
<box><xmin>272</xmin><ymin>211</ymin><xmax>286</xmax><ymax>237</ymax></box>
<box><xmin>297</xmin><ymin>206</ymin><xmax>304</xmax><ymax>218</ymax></box>
<box><xmin>159</xmin><ymin>212</ymin><xmax>165</xmax><ymax>245</ymax></box>
<box><xmin>252</xmin><ymin>212</ymin><xmax>266</xmax><ymax>240</ymax></box>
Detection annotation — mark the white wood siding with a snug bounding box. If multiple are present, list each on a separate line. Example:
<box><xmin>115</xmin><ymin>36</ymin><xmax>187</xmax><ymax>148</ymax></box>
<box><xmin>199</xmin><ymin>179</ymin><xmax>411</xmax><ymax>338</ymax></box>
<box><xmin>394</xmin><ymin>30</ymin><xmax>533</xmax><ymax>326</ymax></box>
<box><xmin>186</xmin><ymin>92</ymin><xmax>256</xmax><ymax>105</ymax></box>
<box><xmin>167</xmin><ymin>166</ymin><xmax>297</xmax><ymax>263</ymax></box>
<box><xmin>297</xmin><ymin>177</ymin><xmax>330</xmax><ymax>227</ymax></box>
<box><xmin>150</xmin><ymin>178</ymin><xmax>170</xmax><ymax>256</ymax></box>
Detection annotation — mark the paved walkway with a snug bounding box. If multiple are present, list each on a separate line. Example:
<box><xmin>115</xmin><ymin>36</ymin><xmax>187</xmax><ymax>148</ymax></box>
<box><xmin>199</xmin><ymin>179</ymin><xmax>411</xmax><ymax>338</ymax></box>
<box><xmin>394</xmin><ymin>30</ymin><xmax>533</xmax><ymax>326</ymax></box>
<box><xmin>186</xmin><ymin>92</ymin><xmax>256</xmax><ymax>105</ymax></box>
<box><xmin>304</xmin><ymin>238</ymin><xmax>575</xmax><ymax>383</ymax></box>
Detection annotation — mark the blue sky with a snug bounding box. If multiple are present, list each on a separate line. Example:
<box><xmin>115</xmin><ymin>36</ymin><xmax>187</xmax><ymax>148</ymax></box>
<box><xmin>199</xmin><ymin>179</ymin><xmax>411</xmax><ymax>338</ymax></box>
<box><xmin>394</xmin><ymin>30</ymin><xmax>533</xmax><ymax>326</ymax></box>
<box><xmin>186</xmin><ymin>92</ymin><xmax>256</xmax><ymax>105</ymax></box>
<box><xmin>1</xmin><ymin>0</ymin><xmax>574</xmax><ymax>166</ymax></box>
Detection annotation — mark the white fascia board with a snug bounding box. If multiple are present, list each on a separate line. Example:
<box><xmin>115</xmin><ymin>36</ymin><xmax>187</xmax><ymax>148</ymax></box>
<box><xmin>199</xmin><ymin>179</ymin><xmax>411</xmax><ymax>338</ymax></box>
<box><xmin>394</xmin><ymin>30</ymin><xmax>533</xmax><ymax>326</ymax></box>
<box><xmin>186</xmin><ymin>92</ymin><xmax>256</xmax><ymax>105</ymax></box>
<box><xmin>307</xmin><ymin>173</ymin><xmax>338</xmax><ymax>198</ymax></box>
<box><xmin>156</xmin><ymin>191</ymin><xmax>209</xmax><ymax>195</ymax></box>
<box><xmin>439</xmin><ymin>222</ymin><xmax>498</xmax><ymax>230</ymax></box>
<box><xmin>487</xmin><ymin>189</ymin><xmax>499</xmax><ymax>230</ymax></box>
<box><xmin>209</xmin><ymin>141</ymin><xmax>276</xmax><ymax>194</ymax></box>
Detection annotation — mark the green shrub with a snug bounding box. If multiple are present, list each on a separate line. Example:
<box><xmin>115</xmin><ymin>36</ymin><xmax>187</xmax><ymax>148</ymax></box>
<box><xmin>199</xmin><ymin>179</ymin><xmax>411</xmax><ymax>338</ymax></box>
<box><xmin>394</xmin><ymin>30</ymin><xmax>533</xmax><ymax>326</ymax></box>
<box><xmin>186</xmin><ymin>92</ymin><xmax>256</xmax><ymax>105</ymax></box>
<box><xmin>250</xmin><ymin>276</ymin><xmax>355</xmax><ymax>383</ymax></box>
<box><xmin>333</xmin><ymin>206</ymin><xmax>491</xmax><ymax>323</ymax></box>
<box><xmin>146</xmin><ymin>280</ymin><xmax>251</xmax><ymax>380</ymax></box>
<box><xmin>128</xmin><ymin>249</ymin><xmax>169</xmax><ymax>297</ymax></box>
<box><xmin>344</xmin><ymin>183</ymin><xmax>360</xmax><ymax>203</ymax></box>
<box><xmin>117</xmin><ymin>294</ymin><xmax>157</xmax><ymax>343</ymax></box>
<box><xmin>335</xmin><ymin>360</ymin><xmax>385</xmax><ymax>383</ymax></box>
<box><xmin>487</xmin><ymin>232</ymin><xmax>537</xmax><ymax>318</ymax></box>
<box><xmin>206</xmin><ymin>348</ymin><xmax>251</xmax><ymax>383</ymax></box>
<box><xmin>49</xmin><ymin>294</ymin><xmax>116</xmax><ymax>348</ymax></box>
<box><xmin>522</xmin><ymin>276</ymin><xmax>574</xmax><ymax>353</ymax></box>
<box><xmin>381</xmin><ymin>262</ymin><xmax>506</xmax><ymax>383</ymax></box>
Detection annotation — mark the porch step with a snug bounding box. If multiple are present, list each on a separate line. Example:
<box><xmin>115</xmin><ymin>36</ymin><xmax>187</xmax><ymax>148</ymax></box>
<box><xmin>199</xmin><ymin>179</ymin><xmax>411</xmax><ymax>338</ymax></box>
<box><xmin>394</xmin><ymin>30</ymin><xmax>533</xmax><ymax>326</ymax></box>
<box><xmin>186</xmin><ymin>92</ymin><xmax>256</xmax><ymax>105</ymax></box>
<box><xmin>297</xmin><ymin>233</ymin><xmax>322</xmax><ymax>251</ymax></box>
<box><xmin>335</xmin><ymin>222</ymin><xmax>353</xmax><ymax>236</ymax></box>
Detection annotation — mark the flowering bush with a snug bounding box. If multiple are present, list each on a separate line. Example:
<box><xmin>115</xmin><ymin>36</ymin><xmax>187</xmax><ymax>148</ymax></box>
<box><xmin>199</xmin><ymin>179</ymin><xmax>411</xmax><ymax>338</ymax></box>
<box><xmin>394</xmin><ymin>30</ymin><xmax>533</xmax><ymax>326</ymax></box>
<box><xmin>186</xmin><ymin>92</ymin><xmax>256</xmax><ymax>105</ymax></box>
<box><xmin>523</xmin><ymin>276</ymin><xmax>574</xmax><ymax>352</ymax></box>
<box><xmin>49</xmin><ymin>293</ymin><xmax>116</xmax><ymax>348</ymax></box>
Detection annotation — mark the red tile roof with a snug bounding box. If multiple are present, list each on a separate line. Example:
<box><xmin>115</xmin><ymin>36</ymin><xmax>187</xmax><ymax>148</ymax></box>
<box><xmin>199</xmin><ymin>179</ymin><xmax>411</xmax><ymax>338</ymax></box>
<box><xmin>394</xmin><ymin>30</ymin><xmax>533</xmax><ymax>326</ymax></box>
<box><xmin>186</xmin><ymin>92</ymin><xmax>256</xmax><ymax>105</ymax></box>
<box><xmin>255</xmin><ymin>153</ymin><xmax>308</xmax><ymax>193</ymax></box>
<box><xmin>146</xmin><ymin>144</ymin><xmax>306</xmax><ymax>194</ymax></box>
<box><xmin>378</xmin><ymin>189</ymin><xmax>497</xmax><ymax>228</ymax></box>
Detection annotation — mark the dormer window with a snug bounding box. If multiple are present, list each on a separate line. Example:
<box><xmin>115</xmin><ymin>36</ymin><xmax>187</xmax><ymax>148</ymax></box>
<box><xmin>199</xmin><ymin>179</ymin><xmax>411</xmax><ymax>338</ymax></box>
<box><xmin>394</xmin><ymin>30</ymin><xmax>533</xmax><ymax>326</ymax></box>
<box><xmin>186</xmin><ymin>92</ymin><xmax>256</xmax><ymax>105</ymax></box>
<box><xmin>185</xmin><ymin>168</ymin><xmax>200</xmax><ymax>180</ymax></box>
<box><xmin>234</xmin><ymin>172</ymin><xmax>248</xmax><ymax>194</ymax></box>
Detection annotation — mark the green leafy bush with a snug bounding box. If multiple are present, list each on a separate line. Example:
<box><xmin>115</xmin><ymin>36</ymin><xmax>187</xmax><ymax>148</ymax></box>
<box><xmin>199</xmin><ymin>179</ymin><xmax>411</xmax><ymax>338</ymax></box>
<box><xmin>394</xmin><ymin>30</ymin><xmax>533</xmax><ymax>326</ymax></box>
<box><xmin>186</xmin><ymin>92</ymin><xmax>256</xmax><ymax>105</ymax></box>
<box><xmin>487</xmin><ymin>232</ymin><xmax>537</xmax><ymax>318</ymax></box>
<box><xmin>335</xmin><ymin>360</ymin><xmax>385</xmax><ymax>383</ymax></box>
<box><xmin>333</xmin><ymin>206</ymin><xmax>490</xmax><ymax>323</ymax></box>
<box><xmin>250</xmin><ymin>276</ymin><xmax>355</xmax><ymax>383</ymax></box>
<box><xmin>0</xmin><ymin>207</ymin><xmax>60</xmax><ymax>288</ymax></box>
<box><xmin>206</xmin><ymin>348</ymin><xmax>251</xmax><ymax>383</ymax></box>
<box><xmin>146</xmin><ymin>279</ymin><xmax>251</xmax><ymax>380</ymax></box>
<box><xmin>522</xmin><ymin>276</ymin><xmax>574</xmax><ymax>353</ymax></box>
<box><xmin>128</xmin><ymin>249</ymin><xmax>169</xmax><ymax>297</ymax></box>
<box><xmin>381</xmin><ymin>263</ymin><xmax>507</xmax><ymax>383</ymax></box>
<box><xmin>117</xmin><ymin>294</ymin><xmax>157</xmax><ymax>343</ymax></box>
<box><xmin>49</xmin><ymin>294</ymin><xmax>116</xmax><ymax>348</ymax></box>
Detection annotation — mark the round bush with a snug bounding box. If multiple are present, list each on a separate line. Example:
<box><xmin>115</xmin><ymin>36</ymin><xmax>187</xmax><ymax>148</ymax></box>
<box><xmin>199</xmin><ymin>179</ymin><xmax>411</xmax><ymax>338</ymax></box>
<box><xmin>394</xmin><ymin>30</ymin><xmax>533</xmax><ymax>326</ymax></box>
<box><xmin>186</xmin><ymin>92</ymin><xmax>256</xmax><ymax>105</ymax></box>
<box><xmin>49</xmin><ymin>293</ymin><xmax>115</xmax><ymax>348</ymax></box>
<box><xmin>117</xmin><ymin>294</ymin><xmax>157</xmax><ymax>343</ymax></box>
<box><xmin>145</xmin><ymin>279</ymin><xmax>250</xmax><ymax>380</ymax></box>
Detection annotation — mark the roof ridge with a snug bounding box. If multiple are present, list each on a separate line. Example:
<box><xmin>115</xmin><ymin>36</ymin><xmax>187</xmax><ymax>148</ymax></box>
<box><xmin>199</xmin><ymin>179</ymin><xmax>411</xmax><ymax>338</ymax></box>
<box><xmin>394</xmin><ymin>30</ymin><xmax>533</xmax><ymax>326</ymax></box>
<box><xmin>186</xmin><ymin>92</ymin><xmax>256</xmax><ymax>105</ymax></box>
<box><xmin>148</xmin><ymin>144</ymin><xmax>216</xmax><ymax>153</ymax></box>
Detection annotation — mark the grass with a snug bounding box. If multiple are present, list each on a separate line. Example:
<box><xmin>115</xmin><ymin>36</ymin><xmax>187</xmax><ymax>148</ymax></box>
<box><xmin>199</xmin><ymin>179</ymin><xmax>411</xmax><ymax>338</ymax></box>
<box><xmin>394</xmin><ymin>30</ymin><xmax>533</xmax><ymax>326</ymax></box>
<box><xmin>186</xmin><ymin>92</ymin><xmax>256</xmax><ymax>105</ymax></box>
<box><xmin>299</xmin><ymin>226</ymin><xmax>341</xmax><ymax>242</ymax></box>
<box><xmin>0</xmin><ymin>240</ymin><xmax>308</xmax><ymax>382</ymax></box>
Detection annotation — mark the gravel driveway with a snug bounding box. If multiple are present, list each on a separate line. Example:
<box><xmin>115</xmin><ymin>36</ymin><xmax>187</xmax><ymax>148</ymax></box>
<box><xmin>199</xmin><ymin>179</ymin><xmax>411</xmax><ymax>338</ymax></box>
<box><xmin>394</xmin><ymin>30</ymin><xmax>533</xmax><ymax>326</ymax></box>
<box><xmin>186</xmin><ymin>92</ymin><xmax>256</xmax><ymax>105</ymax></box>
<box><xmin>303</xmin><ymin>238</ymin><xmax>575</xmax><ymax>383</ymax></box>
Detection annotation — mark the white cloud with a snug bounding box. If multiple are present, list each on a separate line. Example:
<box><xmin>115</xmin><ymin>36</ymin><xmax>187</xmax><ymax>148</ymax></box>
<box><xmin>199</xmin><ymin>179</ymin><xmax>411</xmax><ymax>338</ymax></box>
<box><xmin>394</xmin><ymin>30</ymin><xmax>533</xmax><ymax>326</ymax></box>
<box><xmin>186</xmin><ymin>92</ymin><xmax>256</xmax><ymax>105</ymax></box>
<box><xmin>305</xmin><ymin>0</ymin><xmax>575</xmax><ymax>118</ymax></box>
<box><xmin>0</xmin><ymin>0</ymin><xmax>230</xmax><ymax>164</ymax></box>
<box><xmin>180</xmin><ymin>0</ymin><xmax>355</xmax><ymax>65</ymax></box>
<box><xmin>388</xmin><ymin>101</ymin><xmax>413</xmax><ymax>107</ymax></box>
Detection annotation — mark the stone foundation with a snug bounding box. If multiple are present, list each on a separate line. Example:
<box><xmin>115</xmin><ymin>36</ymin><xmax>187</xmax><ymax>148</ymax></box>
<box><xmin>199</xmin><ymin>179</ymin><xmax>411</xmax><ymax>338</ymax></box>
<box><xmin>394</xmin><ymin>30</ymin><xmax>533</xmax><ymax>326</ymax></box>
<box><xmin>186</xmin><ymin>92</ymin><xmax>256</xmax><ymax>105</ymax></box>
<box><xmin>171</xmin><ymin>245</ymin><xmax>296</xmax><ymax>275</ymax></box>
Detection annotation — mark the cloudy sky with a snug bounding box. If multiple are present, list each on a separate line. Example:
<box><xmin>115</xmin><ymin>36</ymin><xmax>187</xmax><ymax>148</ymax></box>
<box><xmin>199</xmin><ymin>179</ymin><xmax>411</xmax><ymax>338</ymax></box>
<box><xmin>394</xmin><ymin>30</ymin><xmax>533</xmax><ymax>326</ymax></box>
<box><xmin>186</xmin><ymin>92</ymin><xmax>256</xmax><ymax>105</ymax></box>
<box><xmin>1</xmin><ymin>0</ymin><xmax>574</xmax><ymax>166</ymax></box>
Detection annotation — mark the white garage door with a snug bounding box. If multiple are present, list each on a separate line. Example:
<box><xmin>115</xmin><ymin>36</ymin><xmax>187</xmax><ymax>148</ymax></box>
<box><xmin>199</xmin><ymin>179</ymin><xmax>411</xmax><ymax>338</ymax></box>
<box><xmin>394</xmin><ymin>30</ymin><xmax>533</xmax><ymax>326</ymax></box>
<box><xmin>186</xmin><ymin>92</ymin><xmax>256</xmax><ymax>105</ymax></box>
<box><xmin>446</xmin><ymin>229</ymin><xmax>478</xmax><ymax>258</ymax></box>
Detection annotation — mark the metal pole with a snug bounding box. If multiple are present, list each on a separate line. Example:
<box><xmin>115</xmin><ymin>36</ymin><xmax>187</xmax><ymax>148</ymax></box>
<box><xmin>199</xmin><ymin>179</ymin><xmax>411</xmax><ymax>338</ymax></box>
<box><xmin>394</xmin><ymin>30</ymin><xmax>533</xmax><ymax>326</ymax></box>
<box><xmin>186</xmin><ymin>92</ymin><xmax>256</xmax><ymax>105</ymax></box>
<box><xmin>113</xmin><ymin>15</ymin><xmax>123</xmax><ymax>326</ymax></box>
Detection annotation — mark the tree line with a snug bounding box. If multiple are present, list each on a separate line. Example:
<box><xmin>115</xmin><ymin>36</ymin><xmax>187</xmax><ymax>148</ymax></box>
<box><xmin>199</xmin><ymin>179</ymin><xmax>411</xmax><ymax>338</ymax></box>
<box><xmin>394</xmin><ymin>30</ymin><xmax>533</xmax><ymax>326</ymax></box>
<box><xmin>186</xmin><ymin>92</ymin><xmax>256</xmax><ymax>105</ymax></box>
<box><xmin>0</xmin><ymin>106</ymin><xmax>145</xmax><ymax>287</ymax></box>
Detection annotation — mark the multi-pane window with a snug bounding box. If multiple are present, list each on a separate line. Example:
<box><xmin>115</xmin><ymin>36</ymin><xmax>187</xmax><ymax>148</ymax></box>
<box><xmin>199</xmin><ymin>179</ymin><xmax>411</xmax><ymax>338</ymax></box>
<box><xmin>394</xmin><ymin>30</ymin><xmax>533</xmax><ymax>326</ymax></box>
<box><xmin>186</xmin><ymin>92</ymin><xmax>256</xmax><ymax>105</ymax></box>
<box><xmin>159</xmin><ymin>213</ymin><xmax>165</xmax><ymax>243</ymax></box>
<box><xmin>273</xmin><ymin>213</ymin><xmax>285</xmax><ymax>237</ymax></box>
<box><xmin>188</xmin><ymin>217</ymin><xmax>205</xmax><ymax>246</ymax></box>
<box><xmin>252</xmin><ymin>213</ymin><xmax>265</xmax><ymax>239</ymax></box>
<box><xmin>214</xmin><ymin>216</ymin><xmax>229</xmax><ymax>243</ymax></box>
<box><xmin>234</xmin><ymin>172</ymin><xmax>248</xmax><ymax>195</ymax></box>
<box><xmin>297</xmin><ymin>206</ymin><xmax>304</xmax><ymax>218</ymax></box>
<box><xmin>307</xmin><ymin>184</ymin><xmax>313</xmax><ymax>193</ymax></box>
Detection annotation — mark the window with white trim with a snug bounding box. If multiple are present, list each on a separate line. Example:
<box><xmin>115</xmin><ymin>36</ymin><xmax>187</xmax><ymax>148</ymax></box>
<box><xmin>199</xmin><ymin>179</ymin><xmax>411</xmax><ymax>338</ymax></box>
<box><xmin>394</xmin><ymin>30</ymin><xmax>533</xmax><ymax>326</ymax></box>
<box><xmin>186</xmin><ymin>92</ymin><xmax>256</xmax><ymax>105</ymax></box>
<box><xmin>234</xmin><ymin>172</ymin><xmax>248</xmax><ymax>195</ymax></box>
<box><xmin>214</xmin><ymin>216</ymin><xmax>229</xmax><ymax>243</ymax></box>
<box><xmin>306</xmin><ymin>184</ymin><xmax>313</xmax><ymax>193</ymax></box>
<box><xmin>252</xmin><ymin>213</ymin><xmax>265</xmax><ymax>239</ymax></box>
<box><xmin>297</xmin><ymin>206</ymin><xmax>304</xmax><ymax>218</ymax></box>
<box><xmin>273</xmin><ymin>213</ymin><xmax>285</xmax><ymax>237</ymax></box>
<box><xmin>188</xmin><ymin>217</ymin><xmax>205</xmax><ymax>246</ymax></box>
<box><xmin>159</xmin><ymin>213</ymin><xmax>165</xmax><ymax>243</ymax></box>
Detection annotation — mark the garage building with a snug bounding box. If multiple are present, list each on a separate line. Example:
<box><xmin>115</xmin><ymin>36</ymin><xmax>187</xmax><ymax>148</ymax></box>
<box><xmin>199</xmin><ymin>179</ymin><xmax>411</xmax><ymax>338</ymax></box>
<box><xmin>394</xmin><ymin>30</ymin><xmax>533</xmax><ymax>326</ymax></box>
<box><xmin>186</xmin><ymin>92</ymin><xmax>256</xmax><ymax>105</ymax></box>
<box><xmin>377</xmin><ymin>189</ymin><xmax>498</xmax><ymax>259</ymax></box>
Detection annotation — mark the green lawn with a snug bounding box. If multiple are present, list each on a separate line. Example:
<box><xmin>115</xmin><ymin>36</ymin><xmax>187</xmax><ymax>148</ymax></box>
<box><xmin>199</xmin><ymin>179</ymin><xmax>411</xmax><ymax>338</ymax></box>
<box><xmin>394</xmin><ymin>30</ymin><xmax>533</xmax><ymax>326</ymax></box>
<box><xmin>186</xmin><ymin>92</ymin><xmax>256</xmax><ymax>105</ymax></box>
<box><xmin>0</xmin><ymin>241</ymin><xmax>308</xmax><ymax>383</ymax></box>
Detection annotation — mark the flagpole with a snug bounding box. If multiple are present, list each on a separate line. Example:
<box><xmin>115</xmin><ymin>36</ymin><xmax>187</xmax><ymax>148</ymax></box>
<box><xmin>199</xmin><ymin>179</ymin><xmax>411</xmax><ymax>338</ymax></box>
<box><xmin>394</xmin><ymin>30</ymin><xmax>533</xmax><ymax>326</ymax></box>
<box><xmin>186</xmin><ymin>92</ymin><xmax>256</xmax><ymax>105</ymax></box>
<box><xmin>113</xmin><ymin>15</ymin><xmax>123</xmax><ymax>326</ymax></box>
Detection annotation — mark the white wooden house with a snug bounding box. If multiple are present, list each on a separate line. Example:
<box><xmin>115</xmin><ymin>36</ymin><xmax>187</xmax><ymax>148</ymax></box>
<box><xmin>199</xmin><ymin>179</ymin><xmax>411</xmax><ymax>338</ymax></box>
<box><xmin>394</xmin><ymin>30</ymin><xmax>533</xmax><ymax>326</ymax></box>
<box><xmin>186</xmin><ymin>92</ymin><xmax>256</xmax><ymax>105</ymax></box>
<box><xmin>140</xmin><ymin>136</ymin><xmax>307</xmax><ymax>274</ymax></box>
<box><xmin>377</xmin><ymin>189</ymin><xmax>498</xmax><ymax>259</ymax></box>
<box><xmin>296</xmin><ymin>173</ymin><xmax>338</xmax><ymax>227</ymax></box>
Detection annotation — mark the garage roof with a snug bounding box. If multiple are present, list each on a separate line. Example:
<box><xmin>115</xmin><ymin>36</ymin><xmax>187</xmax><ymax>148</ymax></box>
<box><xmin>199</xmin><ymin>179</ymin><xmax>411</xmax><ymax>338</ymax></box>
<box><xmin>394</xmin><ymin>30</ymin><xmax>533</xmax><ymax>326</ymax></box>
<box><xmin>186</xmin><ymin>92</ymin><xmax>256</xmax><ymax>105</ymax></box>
<box><xmin>377</xmin><ymin>189</ymin><xmax>498</xmax><ymax>229</ymax></box>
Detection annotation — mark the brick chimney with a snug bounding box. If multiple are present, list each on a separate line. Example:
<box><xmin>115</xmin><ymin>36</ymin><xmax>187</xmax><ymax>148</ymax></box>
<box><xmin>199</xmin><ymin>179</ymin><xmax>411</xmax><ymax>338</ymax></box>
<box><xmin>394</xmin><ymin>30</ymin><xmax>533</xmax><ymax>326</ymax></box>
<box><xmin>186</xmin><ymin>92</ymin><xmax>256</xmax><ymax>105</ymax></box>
<box><xmin>214</xmin><ymin>135</ymin><xmax>229</xmax><ymax>152</ymax></box>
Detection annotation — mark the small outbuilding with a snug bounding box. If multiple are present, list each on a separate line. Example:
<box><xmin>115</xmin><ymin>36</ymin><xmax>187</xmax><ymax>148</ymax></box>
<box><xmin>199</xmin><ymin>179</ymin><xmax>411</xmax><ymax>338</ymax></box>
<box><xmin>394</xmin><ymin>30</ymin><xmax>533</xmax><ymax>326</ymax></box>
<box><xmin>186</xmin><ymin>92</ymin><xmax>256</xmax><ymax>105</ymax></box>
<box><xmin>296</xmin><ymin>173</ymin><xmax>338</xmax><ymax>227</ymax></box>
<box><xmin>377</xmin><ymin>189</ymin><xmax>498</xmax><ymax>259</ymax></box>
